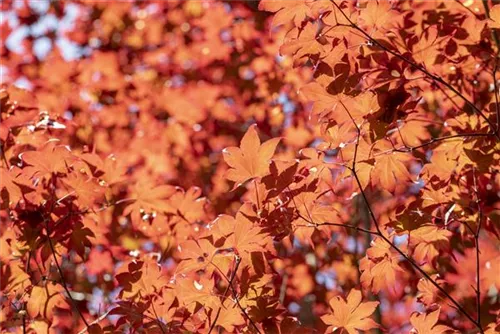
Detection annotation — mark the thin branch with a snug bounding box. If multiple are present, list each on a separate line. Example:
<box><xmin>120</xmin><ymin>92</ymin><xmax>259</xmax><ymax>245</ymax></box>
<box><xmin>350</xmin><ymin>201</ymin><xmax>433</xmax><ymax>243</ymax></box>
<box><xmin>482</xmin><ymin>0</ymin><xmax>500</xmax><ymax>51</ymax></box>
<box><xmin>385</xmin><ymin>133</ymin><xmax>493</xmax><ymax>155</ymax></box>
<box><xmin>208</xmin><ymin>257</ymin><xmax>239</xmax><ymax>334</ymax></box>
<box><xmin>151</xmin><ymin>301</ymin><xmax>167</xmax><ymax>334</ymax></box>
<box><xmin>493</xmin><ymin>62</ymin><xmax>500</xmax><ymax>133</ymax></box>
<box><xmin>22</xmin><ymin>309</ymin><xmax>26</xmax><ymax>334</ymax></box>
<box><xmin>472</xmin><ymin>168</ymin><xmax>483</xmax><ymax>329</ymax></box>
<box><xmin>294</xmin><ymin>219</ymin><xmax>378</xmax><ymax>235</ymax></box>
<box><xmin>76</xmin><ymin>308</ymin><xmax>113</xmax><ymax>334</ymax></box>
<box><xmin>0</xmin><ymin>143</ymin><xmax>9</xmax><ymax>169</ymax></box>
<box><xmin>45</xmin><ymin>219</ymin><xmax>90</xmax><ymax>328</ymax></box>
<box><xmin>336</xmin><ymin>70</ymin><xmax>483</xmax><ymax>330</ymax></box>
<box><xmin>331</xmin><ymin>0</ymin><xmax>500</xmax><ymax>140</ymax></box>
<box><xmin>349</xmin><ymin>160</ymin><xmax>482</xmax><ymax>330</ymax></box>
<box><xmin>455</xmin><ymin>0</ymin><xmax>482</xmax><ymax>18</ymax></box>
<box><xmin>279</xmin><ymin>274</ymin><xmax>289</xmax><ymax>304</ymax></box>
<box><xmin>209</xmin><ymin>256</ymin><xmax>261</xmax><ymax>334</ymax></box>
<box><xmin>253</xmin><ymin>179</ymin><xmax>261</xmax><ymax>213</ymax></box>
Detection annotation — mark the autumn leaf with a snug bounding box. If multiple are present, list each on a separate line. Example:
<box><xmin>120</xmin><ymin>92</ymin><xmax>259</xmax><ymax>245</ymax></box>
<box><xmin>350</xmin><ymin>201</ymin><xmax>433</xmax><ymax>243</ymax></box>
<box><xmin>258</xmin><ymin>0</ymin><xmax>311</xmax><ymax>29</ymax></box>
<box><xmin>417</xmin><ymin>276</ymin><xmax>443</xmax><ymax>306</ymax></box>
<box><xmin>166</xmin><ymin>186</ymin><xmax>207</xmax><ymax>223</ymax></box>
<box><xmin>410</xmin><ymin>308</ymin><xmax>453</xmax><ymax>334</ymax></box>
<box><xmin>410</xmin><ymin>225</ymin><xmax>452</xmax><ymax>264</ymax></box>
<box><xmin>280</xmin><ymin>23</ymin><xmax>325</xmax><ymax>61</ymax></box>
<box><xmin>176</xmin><ymin>237</ymin><xmax>232</xmax><ymax>277</ymax></box>
<box><xmin>223</xmin><ymin>124</ymin><xmax>280</xmax><ymax>186</ymax></box>
<box><xmin>0</xmin><ymin>166</ymin><xmax>34</xmax><ymax>206</ymax></box>
<box><xmin>62</xmin><ymin>171</ymin><xmax>105</xmax><ymax>208</ymax></box>
<box><xmin>321</xmin><ymin>289</ymin><xmax>379</xmax><ymax>334</ymax></box>
<box><xmin>371</xmin><ymin>151</ymin><xmax>412</xmax><ymax>192</ymax></box>
<box><xmin>488</xmin><ymin>5</ymin><xmax>500</xmax><ymax>29</ymax></box>
<box><xmin>27</xmin><ymin>283</ymin><xmax>70</xmax><ymax>320</ymax></box>
<box><xmin>358</xmin><ymin>0</ymin><xmax>398</xmax><ymax>31</ymax></box>
<box><xmin>20</xmin><ymin>141</ymin><xmax>74</xmax><ymax>179</ymax></box>
<box><xmin>123</xmin><ymin>182</ymin><xmax>176</xmax><ymax>223</ymax></box>
<box><xmin>210</xmin><ymin>299</ymin><xmax>246</xmax><ymax>332</ymax></box>
<box><xmin>360</xmin><ymin>237</ymin><xmax>404</xmax><ymax>294</ymax></box>
<box><xmin>210</xmin><ymin>212</ymin><xmax>272</xmax><ymax>271</ymax></box>
<box><xmin>2</xmin><ymin>1</ymin><xmax>500</xmax><ymax>333</ymax></box>
<box><xmin>176</xmin><ymin>276</ymin><xmax>219</xmax><ymax>313</ymax></box>
<box><xmin>116</xmin><ymin>257</ymin><xmax>170</xmax><ymax>301</ymax></box>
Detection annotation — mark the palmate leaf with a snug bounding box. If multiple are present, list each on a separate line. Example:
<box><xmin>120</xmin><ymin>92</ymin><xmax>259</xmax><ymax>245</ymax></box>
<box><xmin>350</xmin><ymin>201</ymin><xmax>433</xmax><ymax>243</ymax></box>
<box><xmin>27</xmin><ymin>283</ymin><xmax>70</xmax><ymax>321</ymax></box>
<box><xmin>410</xmin><ymin>308</ymin><xmax>453</xmax><ymax>334</ymax></box>
<box><xmin>1</xmin><ymin>0</ymin><xmax>500</xmax><ymax>333</ymax></box>
<box><xmin>258</xmin><ymin>0</ymin><xmax>312</xmax><ymax>29</ymax></box>
<box><xmin>321</xmin><ymin>289</ymin><xmax>379</xmax><ymax>334</ymax></box>
<box><xmin>222</xmin><ymin>124</ymin><xmax>280</xmax><ymax>187</ymax></box>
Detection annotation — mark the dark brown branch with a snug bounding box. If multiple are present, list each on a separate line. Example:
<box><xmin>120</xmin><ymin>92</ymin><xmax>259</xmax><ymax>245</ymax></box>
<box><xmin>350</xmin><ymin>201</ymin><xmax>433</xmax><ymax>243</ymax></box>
<box><xmin>150</xmin><ymin>301</ymin><xmax>167</xmax><ymax>334</ymax></box>
<box><xmin>387</xmin><ymin>133</ymin><xmax>493</xmax><ymax>154</ymax></box>
<box><xmin>0</xmin><ymin>143</ymin><xmax>9</xmax><ymax>169</ymax></box>
<box><xmin>208</xmin><ymin>256</ymin><xmax>262</xmax><ymax>334</ymax></box>
<box><xmin>331</xmin><ymin>0</ymin><xmax>500</xmax><ymax>140</ymax></box>
<box><xmin>472</xmin><ymin>168</ymin><xmax>483</xmax><ymax>329</ymax></box>
<box><xmin>294</xmin><ymin>216</ymin><xmax>378</xmax><ymax>235</ymax></box>
<box><xmin>208</xmin><ymin>255</ymin><xmax>261</xmax><ymax>334</ymax></box>
<box><xmin>76</xmin><ymin>308</ymin><xmax>113</xmax><ymax>334</ymax></box>
<box><xmin>482</xmin><ymin>0</ymin><xmax>500</xmax><ymax>51</ymax></box>
<box><xmin>22</xmin><ymin>309</ymin><xmax>26</xmax><ymax>334</ymax></box>
<box><xmin>493</xmin><ymin>62</ymin><xmax>500</xmax><ymax>133</ymax></box>
<box><xmin>336</xmin><ymin>82</ymin><xmax>483</xmax><ymax>331</ymax></box>
<box><xmin>44</xmin><ymin>219</ymin><xmax>90</xmax><ymax>328</ymax></box>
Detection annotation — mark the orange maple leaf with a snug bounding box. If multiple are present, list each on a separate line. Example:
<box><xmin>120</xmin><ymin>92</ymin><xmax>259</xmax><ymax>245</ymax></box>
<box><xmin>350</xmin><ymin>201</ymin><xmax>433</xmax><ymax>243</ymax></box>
<box><xmin>258</xmin><ymin>0</ymin><xmax>311</xmax><ymax>29</ymax></box>
<box><xmin>371</xmin><ymin>151</ymin><xmax>412</xmax><ymax>193</ymax></box>
<box><xmin>321</xmin><ymin>289</ymin><xmax>379</xmax><ymax>334</ymax></box>
<box><xmin>210</xmin><ymin>299</ymin><xmax>246</xmax><ymax>333</ymax></box>
<box><xmin>27</xmin><ymin>283</ymin><xmax>70</xmax><ymax>321</ymax></box>
<box><xmin>360</xmin><ymin>237</ymin><xmax>404</xmax><ymax>294</ymax></box>
<box><xmin>176</xmin><ymin>238</ymin><xmax>232</xmax><ymax>277</ymax></box>
<box><xmin>280</xmin><ymin>23</ymin><xmax>325</xmax><ymax>61</ymax></box>
<box><xmin>222</xmin><ymin>124</ymin><xmax>280</xmax><ymax>186</ymax></box>
<box><xmin>176</xmin><ymin>276</ymin><xmax>219</xmax><ymax>313</ymax></box>
<box><xmin>123</xmin><ymin>182</ymin><xmax>176</xmax><ymax>224</ymax></box>
<box><xmin>410</xmin><ymin>308</ymin><xmax>453</xmax><ymax>333</ymax></box>
<box><xmin>489</xmin><ymin>4</ymin><xmax>500</xmax><ymax>29</ymax></box>
<box><xmin>212</xmin><ymin>212</ymin><xmax>272</xmax><ymax>260</ymax></box>
<box><xmin>116</xmin><ymin>257</ymin><xmax>169</xmax><ymax>301</ymax></box>
<box><xmin>20</xmin><ymin>141</ymin><xmax>74</xmax><ymax>179</ymax></box>
<box><xmin>410</xmin><ymin>225</ymin><xmax>452</xmax><ymax>264</ymax></box>
<box><xmin>358</xmin><ymin>0</ymin><xmax>398</xmax><ymax>31</ymax></box>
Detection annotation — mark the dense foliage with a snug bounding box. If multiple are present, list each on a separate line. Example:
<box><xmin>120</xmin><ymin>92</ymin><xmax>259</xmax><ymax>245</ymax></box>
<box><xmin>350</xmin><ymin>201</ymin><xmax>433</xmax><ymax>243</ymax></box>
<box><xmin>1</xmin><ymin>1</ymin><xmax>499</xmax><ymax>333</ymax></box>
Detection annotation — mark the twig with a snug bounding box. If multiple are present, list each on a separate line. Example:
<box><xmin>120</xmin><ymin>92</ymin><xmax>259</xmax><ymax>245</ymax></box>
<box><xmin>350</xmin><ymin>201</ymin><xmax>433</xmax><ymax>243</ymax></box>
<box><xmin>76</xmin><ymin>308</ymin><xmax>113</xmax><ymax>334</ymax></box>
<box><xmin>279</xmin><ymin>274</ymin><xmax>289</xmax><ymax>304</ymax></box>
<box><xmin>208</xmin><ymin>256</ymin><xmax>240</xmax><ymax>334</ymax></box>
<box><xmin>482</xmin><ymin>0</ymin><xmax>500</xmax><ymax>51</ymax></box>
<box><xmin>0</xmin><ymin>143</ymin><xmax>9</xmax><ymax>168</ymax></box>
<box><xmin>331</xmin><ymin>0</ymin><xmax>500</xmax><ymax>140</ymax></box>
<box><xmin>493</xmin><ymin>62</ymin><xmax>500</xmax><ymax>133</ymax></box>
<box><xmin>208</xmin><ymin>256</ymin><xmax>261</xmax><ymax>334</ymax></box>
<box><xmin>472</xmin><ymin>168</ymin><xmax>483</xmax><ymax>330</ymax></box>
<box><xmin>254</xmin><ymin>179</ymin><xmax>261</xmax><ymax>213</ymax></box>
<box><xmin>378</xmin><ymin>133</ymin><xmax>493</xmax><ymax>156</ymax></box>
<box><xmin>336</xmin><ymin>82</ymin><xmax>483</xmax><ymax>330</ymax></box>
<box><xmin>22</xmin><ymin>309</ymin><xmax>26</xmax><ymax>334</ymax></box>
<box><xmin>45</xmin><ymin>219</ymin><xmax>90</xmax><ymax>328</ymax></box>
<box><xmin>209</xmin><ymin>254</ymin><xmax>262</xmax><ymax>334</ymax></box>
<box><xmin>151</xmin><ymin>301</ymin><xmax>167</xmax><ymax>334</ymax></box>
<box><xmin>294</xmin><ymin>219</ymin><xmax>378</xmax><ymax>235</ymax></box>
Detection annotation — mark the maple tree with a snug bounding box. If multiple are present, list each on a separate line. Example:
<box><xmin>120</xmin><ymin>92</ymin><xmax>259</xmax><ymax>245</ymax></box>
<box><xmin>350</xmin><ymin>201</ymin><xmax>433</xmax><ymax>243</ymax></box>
<box><xmin>1</xmin><ymin>0</ymin><xmax>500</xmax><ymax>333</ymax></box>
